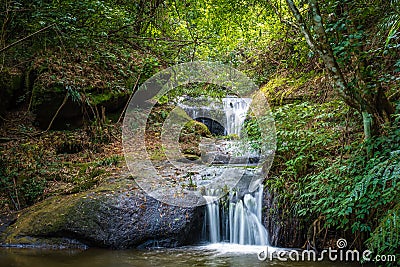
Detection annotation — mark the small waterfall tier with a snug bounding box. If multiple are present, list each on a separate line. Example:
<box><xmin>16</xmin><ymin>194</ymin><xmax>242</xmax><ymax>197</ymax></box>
<box><xmin>203</xmin><ymin>184</ymin><xmax>269</xmax><ymax>246</ymax></box>
<box><xmin>222</xmin><ymin>97</ymin><xmax>251</xmax><ymax>136</ymax></box>
<box><xmin>177</xmin><ymin>96</ymin><xmax>251</xmax><ymax>136</ymax></box>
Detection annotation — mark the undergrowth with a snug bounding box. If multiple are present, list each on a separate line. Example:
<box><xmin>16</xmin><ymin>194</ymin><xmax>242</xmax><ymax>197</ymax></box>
<box><xmin>265</xmin><ymin>97</ymin><xmax>400</xmax><ymax>265</ymax></box>
<box><xmin>0</xmin><ymin>116</ymin><xmax>124</xmax><ymax>212</ymax></box>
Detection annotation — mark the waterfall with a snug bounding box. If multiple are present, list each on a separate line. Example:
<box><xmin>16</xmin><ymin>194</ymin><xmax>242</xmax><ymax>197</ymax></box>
<box><xmin>177</xmin><ymin>96</ymin><xmax>251</xmax><ymax>137</ymax></box>
<box><xmin>203</xmin><ymin>184</ymin><xmax>269</xmax><ymax>246</ymax></box>
<box><xmin>204</xmin><ymin>195</ymin><xmax>220</xmax><ymax>243</ymax></box>
<box><xmin>222</xmin><ymin>97</ymin><xmax>251</xmax><ymax>136</ymax></box>
<box><xmin>178</xmin><ymin>95</ymin><xmax>269</xmax><ymax>246</ymax></box>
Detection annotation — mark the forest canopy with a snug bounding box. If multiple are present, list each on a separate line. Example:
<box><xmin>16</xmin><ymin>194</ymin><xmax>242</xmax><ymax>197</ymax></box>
<box><xmin>1</xmin><ymin>0</ymin><xmax>399</xmax><ymax>264</ymax></box>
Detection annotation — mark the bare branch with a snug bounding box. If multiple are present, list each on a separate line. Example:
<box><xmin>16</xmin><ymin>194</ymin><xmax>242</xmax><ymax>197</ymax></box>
<box><xmin>0</xmin><ymin>23</ymin><xmax>56</xmax><ymax>53</ymax></box>
<box><xmin>285</xmin><ymin>0</ymin><xmax>360</xmax><ymax>109</ymax></box>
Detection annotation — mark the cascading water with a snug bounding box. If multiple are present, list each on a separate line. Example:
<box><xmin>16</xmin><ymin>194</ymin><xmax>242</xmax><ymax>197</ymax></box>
<box><xmin>222</xmin><ymin>97</ymin><xmax>251</xmax><ymax>136</ymax></box>
<box><xmin>204</xmin><ymin>195</ymin><xmax>221</xmax><ymax>243</ymax></box>
<box><xmin>203</xmin><ymin>184</ymin><xmax>269</xmax><ymax>246</ymax></box>
<box><xmin>178</xmin><ymin>95</ymin><xmax>270</xmax><ymax>246</ymax></box>
<box><xmin>177</xmin><ymin>96</ymin><xmax>251</xmax><ymax>136</ymax></box>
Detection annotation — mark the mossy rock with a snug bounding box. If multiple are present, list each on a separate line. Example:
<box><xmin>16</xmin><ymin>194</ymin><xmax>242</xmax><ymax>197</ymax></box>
<box><xmin>31</xmin><ymin>82</ymin><xmax>129</xmax><ymax>129</ymax></box>
<box><xmin>90</xmin><ymin>91</ymin><xmax>129</xmax><ymax>111</ymax></box>
<box><xmin>179</xmin><ymin>120</ymin><xmax>211</xmax><ymax>158</ymax></box>
<box><xmin>182</xmin><ymin>120</ymin><xmax>211</xmax><ymax>137</ymax></box>
<box><xmin>260</xmin><ymin>72</ymin><xmax>322</xmax><ymax>105</ymax></box>
<box><xmin>183</xmin><ymin>154</ymin><xmax>200</xmax><ymax>161</ymax></box>
<box><xmin>0</xmin><ymin>175</ymin><xmax>204</xmax><ymax>249</ymax></box>
<box><xmin>222</xmin><ymin>133</ymin><xmax>239</xmax><ymax>140</ymax></box>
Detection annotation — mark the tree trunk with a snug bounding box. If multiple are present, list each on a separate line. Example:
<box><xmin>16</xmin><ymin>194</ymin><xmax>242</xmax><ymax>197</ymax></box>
<box><xmin>285</xmin><ymin>0</ymin><xmax>394</xmax><ymax>138</ymax></box>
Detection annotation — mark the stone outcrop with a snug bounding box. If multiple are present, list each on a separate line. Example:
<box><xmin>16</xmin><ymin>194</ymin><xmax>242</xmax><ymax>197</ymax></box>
<box><xmin>1</xmin><ymin>176</ymin><xmax>204</xmax><ymax>249</ymax></box>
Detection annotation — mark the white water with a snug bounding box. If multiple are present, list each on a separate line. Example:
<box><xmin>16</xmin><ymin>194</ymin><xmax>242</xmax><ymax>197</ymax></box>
<box><xmin>222</xmin><ymin>97</ymin><xmax>251</xmax><ymax>136</ymax></box>
<box><xmin>204</xmin><ymin>184</ymin><xmax>269</xmax><ymax>246</ymax></box>
<box><xmin>204</xmin><ymin>195</ymin><xmax>220</xmax><ymax>243</ymax></box>
<box><xmin>177</xmin><ymin>96</ymin><xmax>251</xmax><ymax>136</ymax></box>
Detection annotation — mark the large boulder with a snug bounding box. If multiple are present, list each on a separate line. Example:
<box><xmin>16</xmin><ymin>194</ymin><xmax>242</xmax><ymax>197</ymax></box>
<box><xmin>0</xmin><ymin>176</ymin><xmax>204</xmax><ymax>249</ymax></box>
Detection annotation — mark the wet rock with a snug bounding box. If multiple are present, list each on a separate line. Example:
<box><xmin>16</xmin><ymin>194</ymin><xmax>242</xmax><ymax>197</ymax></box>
<box><xmin>0</xmin><ymin>176</ymin><xmax>204</xmax><ymax>249</ymax></box>
<box><xmin>200</xmin><ymin>140</ymin><xmax>260</xmax><ymax>165</ymax></box>
<box><xmin>0</xmin><ymin>213</ymin><xmax>17</xmax><ymax>235</ymax></box>
<box><xmin>262</xmin><ymin>187</ymin><xmax>305</xmax><ymax>247</ymax></box>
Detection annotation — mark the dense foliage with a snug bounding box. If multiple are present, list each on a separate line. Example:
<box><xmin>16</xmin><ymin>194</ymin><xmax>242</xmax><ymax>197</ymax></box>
<box><xmin>1</xmin><ymin>0</ymin><xmax>399</xmax><ymax>264</ymax></box>
<box><xmin>302</xmin><ymin>114</ymin><xmax>400</xmax><ymax>258</ymax></box>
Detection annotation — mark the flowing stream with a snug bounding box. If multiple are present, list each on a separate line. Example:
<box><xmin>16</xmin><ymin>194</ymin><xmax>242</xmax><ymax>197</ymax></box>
<box><xmin>0</xmin><ymin>247</ymin><xmax>365</xmax><ymax>267</ymax></box>
<box><xmin>0</xmin><ymin>97</ymin><xmax>366</xmax><ymax>266</ymax></box>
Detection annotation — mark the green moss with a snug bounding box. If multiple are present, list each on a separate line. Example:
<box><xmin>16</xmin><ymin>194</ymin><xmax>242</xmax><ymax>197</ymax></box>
<box><xmin>2</xmin><ymin>179</ymin><xmax>137</xmax><ymax>246</ymax></box>
<box><xmin>221</xmin><ymin>133</ymin><xmax>239</xmax><ymax>140</ymax></box>
<box><xmin>32</xmin><ymin>82</ymin><xmax>128</xmax><ymax>110</ymax></box>
<box><xmin>149</xmin><ymin>145</ymin><xmax>167</xmax><ymax>161</ymax></box>
<box><xmin>31</xmin><ymin>83</ymin><xmax>64</xmax><ymax>108</ymax></box>
<box><xmin>172</xmin><ymin>107</ymin><xmax>192</xmax><ymax>121</ymax></box>
<box><xmin>261</xmin><ymin>76</ymin><xmax>288</xmax><ymax>93</ymax></box>
<box><xmin>183</xmin><ymin>154</ymin><xmax>200</xmax><ymax>161</ymax></box>
<box><xmin>91</xmin><ymin>178</ymin><xmax>135</xmax><ymax>193</ymax></box>
<box><xmin>183</xmin><ymin>120</ymin><xmax>211</xmax><ymax>137</ymax></box>
<box><xmin>3</xmin><ymin>194</ymin><xmax>80</xmax><ymax>243</ymax></box>
<box><xmin>90</xmin><ymin>90</ymin><xmax>126</xmax><ymax>105</ymax></box>
<box><xmin>261</xmin><ymin>71</ymin><xmax>322</xmax><ymax>104</ymax></box>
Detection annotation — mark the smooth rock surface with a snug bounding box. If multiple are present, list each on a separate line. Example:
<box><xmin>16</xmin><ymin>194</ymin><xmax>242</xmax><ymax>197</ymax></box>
<box><xmin>0</xmin><ymin>176</ymin><xmax>204</xmax><ymax>249</ymax></box>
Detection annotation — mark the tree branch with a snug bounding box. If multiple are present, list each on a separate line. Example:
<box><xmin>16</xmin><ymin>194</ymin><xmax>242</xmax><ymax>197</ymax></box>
<box><xmin>45</xmin><ymin>92</ymin><xmax>69</xmax><ymax>132</ymax></box>
<box><xmin>285</xmin><ymin>0</ymin><xmax>319</xmax><ymax>51</ymax></box>
<box><xmin>285</xmin><ymin>0</ymin><xmax>360</xmax><ymax>110</ymax></box>
<box><xmin>117</xmin><ymin>73</ymin><xmax>141</xmax><ymax>124</ymax></box>
<box><xmin>0</xmin><ymin>23</ymin><xmax>56</xmax><ymax>53</ymax></box>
